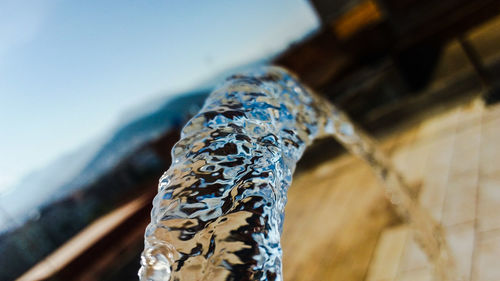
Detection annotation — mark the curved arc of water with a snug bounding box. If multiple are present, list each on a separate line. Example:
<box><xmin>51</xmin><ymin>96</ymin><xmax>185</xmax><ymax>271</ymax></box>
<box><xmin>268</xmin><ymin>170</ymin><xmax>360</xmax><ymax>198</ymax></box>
<box><xmin>139</xmin><ymin>66</ymin><xmax>457</xmax><ymax>281</ymax></box>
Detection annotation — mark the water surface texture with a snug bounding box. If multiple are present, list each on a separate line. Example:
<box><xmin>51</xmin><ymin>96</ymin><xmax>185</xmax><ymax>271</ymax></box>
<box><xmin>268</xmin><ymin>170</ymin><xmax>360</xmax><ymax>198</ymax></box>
<box><xmin>140</xmin><ymin>67</ymin><xmax>456</xmax><ymax>281</ymax></box>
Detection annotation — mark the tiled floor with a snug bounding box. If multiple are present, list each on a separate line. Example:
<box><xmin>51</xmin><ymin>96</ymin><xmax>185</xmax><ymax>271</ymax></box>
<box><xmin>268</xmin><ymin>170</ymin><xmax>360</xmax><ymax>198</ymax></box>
<box><xmin>365</xmin><ymin>100</ymin><xmax>500</xmax><ymax>281</ymax></box>
<box><xmin>282</xmin><ymin>99</ymin><xmax>500</xmax><ymax>281</ymax></box>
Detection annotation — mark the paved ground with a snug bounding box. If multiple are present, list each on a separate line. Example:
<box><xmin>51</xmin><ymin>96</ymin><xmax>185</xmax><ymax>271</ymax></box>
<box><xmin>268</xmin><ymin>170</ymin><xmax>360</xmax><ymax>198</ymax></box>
<box><xmin>367</xmin><ymin>99</ymin><xmax>500</xmax><ymax>281</ymax></box>
<box><xmin>280</xmin><ymin>14</ymin><xmax>500</xmax><ymax>281</ymax></box>
<box><xmin>282</xmin><ymin>99</ymin><xmax>500</xmax><ymax>281</ymax></box>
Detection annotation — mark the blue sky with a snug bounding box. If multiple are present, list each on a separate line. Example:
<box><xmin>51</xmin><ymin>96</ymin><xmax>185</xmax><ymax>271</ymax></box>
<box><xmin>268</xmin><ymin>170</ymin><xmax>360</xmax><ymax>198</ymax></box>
<box><xmin>0</xmin><ymin>0</ymin><xmax>319</xmax><ymax>193</ymax></box>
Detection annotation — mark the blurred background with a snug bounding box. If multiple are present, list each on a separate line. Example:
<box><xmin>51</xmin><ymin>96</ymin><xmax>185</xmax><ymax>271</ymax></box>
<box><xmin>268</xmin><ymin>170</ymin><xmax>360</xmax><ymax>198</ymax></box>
<box><xmin>1</xmin><ymin>0</ymin><xmax>500</xmax><ymax>280</ymax></box>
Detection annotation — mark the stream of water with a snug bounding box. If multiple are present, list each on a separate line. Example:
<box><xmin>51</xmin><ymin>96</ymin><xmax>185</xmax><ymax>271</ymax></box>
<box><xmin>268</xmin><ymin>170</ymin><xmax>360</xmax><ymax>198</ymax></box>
<box><xmin>324</xmin><ymin>104</ymin><xmax>458</xmax><ymax>281</ymax></box>
<box><xmin>139</xmin><ymin>66</ymin><xmax>457</xmax><ymax>281</ymax></box>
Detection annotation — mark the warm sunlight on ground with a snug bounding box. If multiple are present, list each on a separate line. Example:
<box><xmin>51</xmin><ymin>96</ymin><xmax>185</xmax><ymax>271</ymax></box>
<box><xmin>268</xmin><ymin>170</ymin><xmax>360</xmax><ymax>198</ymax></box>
<box><xmin>282</xmin><ymin>99</ymin><xmax>500</xmax><ymax>281</ymax></box>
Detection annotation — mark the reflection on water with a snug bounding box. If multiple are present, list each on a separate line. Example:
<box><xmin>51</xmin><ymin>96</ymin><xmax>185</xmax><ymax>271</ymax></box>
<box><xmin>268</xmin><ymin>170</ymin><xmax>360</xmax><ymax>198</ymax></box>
<box><xmin>140</xmin><ymin>67</ymin><xmax>456</xmax><ymax>280</ymax></box>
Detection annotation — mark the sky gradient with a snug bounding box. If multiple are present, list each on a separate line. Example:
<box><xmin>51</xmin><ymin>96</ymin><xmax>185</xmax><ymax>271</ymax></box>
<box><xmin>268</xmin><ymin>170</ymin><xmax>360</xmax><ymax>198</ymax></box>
<box><xmin>0</xmin><ymin>0</ymin><xmax>319</xmax><ymax>193</ymax></box>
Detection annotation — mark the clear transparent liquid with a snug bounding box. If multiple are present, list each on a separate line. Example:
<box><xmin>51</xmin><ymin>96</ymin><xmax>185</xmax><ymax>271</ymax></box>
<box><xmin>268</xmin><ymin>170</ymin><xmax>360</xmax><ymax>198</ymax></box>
<box><xmin>139</xmin><ymin>67</ymin><xmax>457</xmax><ymax>281</ymax></box>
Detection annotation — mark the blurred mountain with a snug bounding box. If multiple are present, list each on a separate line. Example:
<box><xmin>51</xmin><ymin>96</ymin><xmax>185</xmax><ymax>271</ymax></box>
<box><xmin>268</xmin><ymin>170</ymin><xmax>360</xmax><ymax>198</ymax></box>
<box><xmin>0</xmin><ymin>141</ymin><xmax>101</xmax><ymax>229</ymax></box>
<box><xmin>0</xmin><ymin>90</ymin><xmax>209</xmax><ymax>232</ymax></box>
<box><xmin>58</xmin><ymin>90</ymin><xmax>209</xmax><ymax>198</ymax></box>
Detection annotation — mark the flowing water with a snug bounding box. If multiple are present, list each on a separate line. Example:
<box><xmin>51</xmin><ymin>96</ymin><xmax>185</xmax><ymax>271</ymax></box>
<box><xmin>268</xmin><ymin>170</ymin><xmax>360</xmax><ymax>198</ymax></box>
<box><xmin>325</xmin><ymin>106</ymin><xmax>458</xmax><ymax>281</ymax></box>
<box><xmin>139</xmin><ymin>66</ymin><xmax>457</xmax><ymax>281</ymax></box>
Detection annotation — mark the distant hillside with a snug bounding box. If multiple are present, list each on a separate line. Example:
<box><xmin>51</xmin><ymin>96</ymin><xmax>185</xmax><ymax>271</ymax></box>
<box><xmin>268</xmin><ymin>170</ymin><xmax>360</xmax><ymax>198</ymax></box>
<box><xmin>56</xmin><ymin>90</ymin><xmax>209</xmax><ymax>199</ymax></box>
<box><xmin>0</xmin><ymin>90</ymin><xmax>209</xmax><ymax>232</ymax></box>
